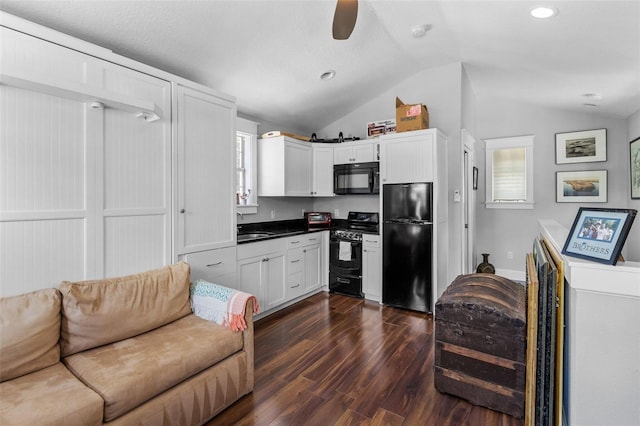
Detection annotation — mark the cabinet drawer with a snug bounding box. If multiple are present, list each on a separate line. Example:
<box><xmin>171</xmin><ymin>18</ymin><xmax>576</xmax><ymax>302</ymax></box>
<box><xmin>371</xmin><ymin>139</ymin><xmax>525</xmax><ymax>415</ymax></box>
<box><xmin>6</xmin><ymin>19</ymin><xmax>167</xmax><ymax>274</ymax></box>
<box><xmin>287</xmin><ymin>248</ymin><xmax>304</xmax><ymax>274</ymax></box>
<box><xmin>287</xmin><ymin>233</ymin><xmax>322</xmax><ymax>249</ymax></box>
<box><xmin>362</xmin><ymin>234</ymin><xmax>380</xmax><ymax>247</ymax></box>
<box><xmin>183</xmin><ymin>247</ymin><xmax>236</xmax><ymax>282</ymax></box>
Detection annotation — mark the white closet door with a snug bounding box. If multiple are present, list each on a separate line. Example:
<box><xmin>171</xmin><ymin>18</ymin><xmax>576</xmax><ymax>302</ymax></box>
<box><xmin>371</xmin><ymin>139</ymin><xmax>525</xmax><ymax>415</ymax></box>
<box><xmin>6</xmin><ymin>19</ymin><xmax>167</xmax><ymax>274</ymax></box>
<box><xmin>98</xmin><ymin>62</ymin><xmax>171</xmax><ymax>278</ymax></box>
<box><xmin>0</xmin><ymin>85</ymin><xmax>92</xmax><ymax>296</ymax></box>
<box><xmin>176</xmin><ymin>85</ymin><xmax>235</xmax><ymax>254</ymax></box>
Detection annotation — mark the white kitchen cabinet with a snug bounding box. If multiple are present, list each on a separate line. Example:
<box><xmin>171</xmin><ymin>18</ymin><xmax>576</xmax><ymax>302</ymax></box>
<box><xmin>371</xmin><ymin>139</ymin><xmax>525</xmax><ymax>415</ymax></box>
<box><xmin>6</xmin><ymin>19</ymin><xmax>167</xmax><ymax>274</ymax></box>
<box><xmin>333</xmin><ymin>141</ymin><xmax>377</xmax><ymax>164</ymax></box>
<box><xmin>0</xmin><ymin>27</ymin><xmax>172</xmax><ymax>295</ymax></box>
<box><xmin>312</xmin><ymin>145</ymin><xmax>335</xmax><ymax>196</ymax></box>
<box><xmin>181</xmin><ymin>246</ymin><xmax>236</xmax><ymax>288</ymax></box>
<box><xmin>175</xmin><ymin>84</ymin><xmax>236</xmax><ymax>255</ymax></box>
<box><xmin>237</xmin><ymin>239</ymin><xmax>287</xmax><ymax>312</ymax></box>
<box><xmin>379</xmin><ymin>129</ymin><xmax>447</xmax><ymax>184</ymax></box>
<box><xmin>259</xmin><ymin>136</ymin><xmax>335</xmax><ymax>197</ymax></box>
<box><xmin>362</xmin><ymin>235</ymin><xmax>381</xmax><ymax>302</ymax></box>
<box><xmin>286</xmin><ymin>234</ymin><xmax>322</xmax><ymax>296</ymax></box>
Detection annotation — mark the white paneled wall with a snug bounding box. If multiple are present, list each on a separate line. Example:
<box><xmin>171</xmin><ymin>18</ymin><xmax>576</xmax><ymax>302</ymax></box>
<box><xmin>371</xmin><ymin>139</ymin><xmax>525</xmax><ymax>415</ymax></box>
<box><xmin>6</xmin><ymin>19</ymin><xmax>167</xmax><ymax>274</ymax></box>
<box><xmin>0</xmin><ymin>27</ymin><xmax>171</xmax><ymax>297</ymax></box>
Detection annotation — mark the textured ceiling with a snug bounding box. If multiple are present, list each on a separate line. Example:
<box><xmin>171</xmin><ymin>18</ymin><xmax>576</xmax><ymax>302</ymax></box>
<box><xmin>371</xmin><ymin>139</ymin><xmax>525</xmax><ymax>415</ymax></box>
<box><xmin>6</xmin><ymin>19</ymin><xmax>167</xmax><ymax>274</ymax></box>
<box><xmin>1</xmin><ymin>0</ymin><xmax>639</xmax><ymax>134</ymax></box>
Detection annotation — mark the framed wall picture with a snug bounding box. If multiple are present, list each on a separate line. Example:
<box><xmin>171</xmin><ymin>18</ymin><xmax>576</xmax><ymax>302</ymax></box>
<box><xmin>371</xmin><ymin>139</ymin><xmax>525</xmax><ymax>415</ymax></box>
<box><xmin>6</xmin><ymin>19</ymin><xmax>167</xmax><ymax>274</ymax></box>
<box><xmin>556</xmin><ymin>170</ymin><xmax>607</xmax><ymax>203</ymax></box>
<box><xmin>631</xmin><ymin>137</ymin><xmax>640</xmax><ymax>199</ymax></box>
<box><xmin>555</xmin><ymin>128</ymin><xmax>607</xmax><ymax>164</ymax></box>
<box><xmin>473</xmin><ymin>166</ymin><xmax>478</xmax><ymax>190</ymax></box>
<box><xmin>562</xmin><ymin>207</ymin><xmax>637</xmax><ymax>265</ymax></box>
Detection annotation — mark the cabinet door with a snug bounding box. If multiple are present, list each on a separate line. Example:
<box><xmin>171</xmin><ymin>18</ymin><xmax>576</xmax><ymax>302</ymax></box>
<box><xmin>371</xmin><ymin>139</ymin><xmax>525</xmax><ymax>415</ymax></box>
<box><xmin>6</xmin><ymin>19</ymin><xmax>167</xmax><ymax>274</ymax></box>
<box><xmin>263</xmin><ymin>251</ymin><xmax>287</xmax><ymax>311</ymax></box>
<box><xmin>380</xmin><ymin>134</ymin><xmax>434</xmax><ymax>184</ymax></box>
<box><xmin>303</xmin><ymin>244</ymin><xmax>321</xmax><ymax>292</ymax></box>
<box><xmin>237</xmin><ymin>255</ymin><xmax>264</xmax><ymax>307</ymax></box>
<box><xmin>354</xmin><ymin>143</ymin><xmax>375</xmax><ymax>163</ymax></box>
<box><xmin>362</xmin><ymin>235</ymin><xmax>381</xmax><ymax>301</ymax></box>
<box><xmin>334</xmin><ymin>146</ymin><xmax>354</xmax><ymax>164</ymax></box>
<box><xmin>284</xmin><ymin>142</ymin><xmax>312</xmax><ymax>196</ymax></box>
<box><xmin>312</xmin><ymin>146</ymin><xmax>335</xmax><ymax>196</ymax></box>
<box><xmin>176</xmin><ymin>85</ymin><xmax>236</xmax><ymax>254</ymax></box>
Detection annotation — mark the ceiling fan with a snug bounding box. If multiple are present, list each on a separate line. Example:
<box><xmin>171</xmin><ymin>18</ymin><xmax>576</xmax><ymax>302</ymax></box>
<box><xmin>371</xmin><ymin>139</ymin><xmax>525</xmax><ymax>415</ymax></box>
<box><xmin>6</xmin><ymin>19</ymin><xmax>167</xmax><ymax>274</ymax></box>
<box><xmin>332</xmin><ymin>0</ymin><xmax>358</xmax><ymax>40</ymax></box>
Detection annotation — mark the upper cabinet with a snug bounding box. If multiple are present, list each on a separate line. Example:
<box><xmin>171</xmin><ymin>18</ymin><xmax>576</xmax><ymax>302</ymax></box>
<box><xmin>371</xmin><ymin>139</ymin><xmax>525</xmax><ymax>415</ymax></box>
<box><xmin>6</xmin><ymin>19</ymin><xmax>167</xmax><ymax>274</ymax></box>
<box><xmin>333</xmin><ymin>140</ymin><xmax>378</xmax><ymax>164</ymax></box>
<box><xmin>258</xmin><ymin>136</ymin><xmax>334</xmax><ymax>197</ymax></box>
<box><xmin>175</xmin><ymin>84</ymin><xmax>236</xmax><ymax>254</ymax></box>
<box><xmin>379</xmin><ymin>129</ymin><xmax>446</xmax><ymax>184</ymax></box>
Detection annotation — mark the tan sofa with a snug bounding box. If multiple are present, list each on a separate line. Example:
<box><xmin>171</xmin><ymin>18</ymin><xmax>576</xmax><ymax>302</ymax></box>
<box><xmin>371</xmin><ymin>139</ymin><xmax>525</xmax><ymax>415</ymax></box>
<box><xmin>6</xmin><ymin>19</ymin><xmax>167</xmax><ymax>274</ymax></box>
<box><xmin>0</xmin><ymin>262</ymin><xmax>254</xmax><ymax>425</ymax></box>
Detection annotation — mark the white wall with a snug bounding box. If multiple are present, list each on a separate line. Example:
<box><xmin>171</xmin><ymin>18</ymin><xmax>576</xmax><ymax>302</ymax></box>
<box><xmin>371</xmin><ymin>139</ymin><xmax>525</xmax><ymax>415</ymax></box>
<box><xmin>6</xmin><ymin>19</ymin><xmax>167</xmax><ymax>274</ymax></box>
<box><xmin>476</xmin><ymin>97</ymin><xmax>633</xmax><ymax>275</ymax></box>
<box><xmin>626</xmin><ymin>108</ymin><xmax>640</xmax><ymax>260</ymax></box>
<box><xmin>317</xmin><ymin>62</ymin><xmax>465</xmax><ymax>288</ymax></box>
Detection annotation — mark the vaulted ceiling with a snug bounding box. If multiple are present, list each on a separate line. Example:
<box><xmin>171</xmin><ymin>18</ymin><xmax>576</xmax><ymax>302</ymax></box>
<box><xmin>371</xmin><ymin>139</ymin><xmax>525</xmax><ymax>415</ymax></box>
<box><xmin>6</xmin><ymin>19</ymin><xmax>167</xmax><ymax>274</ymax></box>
<box><xmin>1</xmin><ymin>0</ymin><xmax>638</xmax><ymax>133</ymax></box>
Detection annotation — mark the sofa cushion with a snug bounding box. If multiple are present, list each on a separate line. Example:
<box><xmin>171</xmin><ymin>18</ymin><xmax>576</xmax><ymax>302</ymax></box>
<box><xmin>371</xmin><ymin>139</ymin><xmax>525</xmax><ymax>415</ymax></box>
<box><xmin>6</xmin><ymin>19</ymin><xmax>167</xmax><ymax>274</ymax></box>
<box><xmin>63</xmin><ymin>313</ymin><xmax>243</xmax><ymax>422</ymax></box>
<box><xmin>0</xmin><ymin>362</ymin><xmax>103</xmax><ymax>426</ymax></box>
<box><xmin>59</xmin><ymin>262</ymin><xmax>192</xmax><ymax>357</ymax></box>
<box><xmin>0</xmin><ymin>288</ymin><xmax>61</xmax><ymax>382</ymax></box>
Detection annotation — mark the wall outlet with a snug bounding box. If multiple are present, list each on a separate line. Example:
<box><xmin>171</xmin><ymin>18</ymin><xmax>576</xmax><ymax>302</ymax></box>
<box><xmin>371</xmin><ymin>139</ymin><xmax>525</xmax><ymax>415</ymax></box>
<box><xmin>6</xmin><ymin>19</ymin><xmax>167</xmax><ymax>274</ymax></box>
<box><xmin>334</xmin><ymin>209</ymin><xmax>340</xmax><ymax>218</ymax></box>
<box><xmin>270</xmin><ymin>210</ymin><xmax>276</xmax><ymax>219</ymax></box>
<box><xmin>302</xmin><ymin>209</ymin><xmax>306</xmax><ymax>217</ymax></box>
<box><xmin>507</xmin><ymin>251</ymin><xmax>514</xmax><ymax>260</ymax></box>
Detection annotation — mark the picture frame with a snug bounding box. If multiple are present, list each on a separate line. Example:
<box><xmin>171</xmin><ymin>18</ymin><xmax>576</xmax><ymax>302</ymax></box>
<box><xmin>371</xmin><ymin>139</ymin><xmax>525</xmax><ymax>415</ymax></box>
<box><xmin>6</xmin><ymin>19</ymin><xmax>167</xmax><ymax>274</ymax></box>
<box><xmin>473</xmin><ymin>166</ymin><xmax>478</xmax><ymax>190</ymax></box>
<box><xmin>556</xmin><ymin>170</ymin><xmax>607</xmax><ymax>203</ymax></box>
<box><xmin>562</xmin><ymin>207</ymin><xmax>637</xmax><ymax>265</ymax></box>
<box><xmin>555</xmin><ymin>128</ymin><xmax>607</xmax><ymax>164</ymax></box>
<box><xmin>631</xmin><ymin>137</ymin><xmax>640</xmax><ymax>199</ymax></box>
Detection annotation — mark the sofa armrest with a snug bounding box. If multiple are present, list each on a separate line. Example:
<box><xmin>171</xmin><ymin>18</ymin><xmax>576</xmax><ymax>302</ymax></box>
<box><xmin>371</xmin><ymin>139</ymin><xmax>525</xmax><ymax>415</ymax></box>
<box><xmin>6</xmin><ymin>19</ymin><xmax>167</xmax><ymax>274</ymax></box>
<box><xmin>242</xmin><ymin>298</ymin><xmax>255</xmax><ymax>392</ymax></box>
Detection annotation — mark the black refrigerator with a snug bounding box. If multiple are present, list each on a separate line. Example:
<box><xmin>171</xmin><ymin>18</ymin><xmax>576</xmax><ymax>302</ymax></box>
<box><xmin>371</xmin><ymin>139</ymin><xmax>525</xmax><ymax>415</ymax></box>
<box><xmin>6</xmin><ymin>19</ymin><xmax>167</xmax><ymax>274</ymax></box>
<box><xmin>382</xmin><ymin>182</ymin><xmax>433</xmax><ymax>313</ymax></box>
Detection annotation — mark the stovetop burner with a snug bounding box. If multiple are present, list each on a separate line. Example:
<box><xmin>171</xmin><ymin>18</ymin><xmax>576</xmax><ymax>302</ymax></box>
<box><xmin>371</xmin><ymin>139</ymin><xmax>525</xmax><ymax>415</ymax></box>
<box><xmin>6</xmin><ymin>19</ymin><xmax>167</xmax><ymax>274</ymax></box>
<box><xmin>330</xmin><ymin>212</ymin><xmax>379</xmax><ymax>241</ymax></box>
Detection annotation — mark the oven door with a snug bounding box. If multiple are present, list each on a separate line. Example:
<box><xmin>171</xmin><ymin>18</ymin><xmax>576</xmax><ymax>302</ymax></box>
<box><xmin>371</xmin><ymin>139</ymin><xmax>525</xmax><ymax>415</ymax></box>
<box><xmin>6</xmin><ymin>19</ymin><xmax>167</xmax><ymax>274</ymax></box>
<box><xmin>329</xmin><ymin>271</ymin><xmax>363</xmax><ymax>298</ymax></box>
<box><xmin>329</xmin><ymin>238</ymin><xmax>362</xmax><ymax>273</ymax></box>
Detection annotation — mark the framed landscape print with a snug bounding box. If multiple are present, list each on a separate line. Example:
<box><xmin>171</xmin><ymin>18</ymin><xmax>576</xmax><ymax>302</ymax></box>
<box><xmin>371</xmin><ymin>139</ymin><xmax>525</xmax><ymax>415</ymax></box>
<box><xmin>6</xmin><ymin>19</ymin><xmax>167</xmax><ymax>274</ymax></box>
<box><xmin>555</xmin><ymin>128</ymin><xmax>606</xmax><ymax>164</ymax></box>
<box><xmin>556</xmin><ymin>170</ymin><xmax>607</xmax><ymax>203</ymax></box>
<box><xmin>562</xmin><ymin>207</ymin><xmax>637</xmax><ymax>265</ymax></box>
<box><xmin>631</xmin><ymin>137</ymin><xmax>640</xmax><ymax>199</ymax></box>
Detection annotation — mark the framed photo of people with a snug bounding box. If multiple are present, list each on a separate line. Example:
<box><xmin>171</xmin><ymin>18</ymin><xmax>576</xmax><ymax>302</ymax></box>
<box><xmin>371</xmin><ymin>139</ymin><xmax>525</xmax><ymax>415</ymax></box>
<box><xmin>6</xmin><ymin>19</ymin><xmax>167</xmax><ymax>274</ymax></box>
<box><xmin>562</xmin><ymin>207</ymin><xmax>637</xmax><ymax>265</ymax></box>
<box><xmin>555</xmin><ymin>128</ymin><xmax>607</xmax><ymax>164</ymax></box>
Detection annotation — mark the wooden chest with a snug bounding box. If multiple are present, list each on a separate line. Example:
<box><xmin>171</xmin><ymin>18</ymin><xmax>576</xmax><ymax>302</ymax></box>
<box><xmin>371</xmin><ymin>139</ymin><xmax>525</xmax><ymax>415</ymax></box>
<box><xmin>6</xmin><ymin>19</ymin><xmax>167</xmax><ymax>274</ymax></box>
<box><xmin>434</xmin><ymin>273</ymin><xmax>526</xmax><ymax>418</ymax></box>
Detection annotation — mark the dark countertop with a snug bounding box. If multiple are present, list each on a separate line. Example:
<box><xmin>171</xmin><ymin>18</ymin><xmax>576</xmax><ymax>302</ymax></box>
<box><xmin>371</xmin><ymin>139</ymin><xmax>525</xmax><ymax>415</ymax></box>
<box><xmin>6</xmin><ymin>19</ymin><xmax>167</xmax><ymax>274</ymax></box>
<box><xmin>237</xmin><ymin>219</ymin><xmax>328</xmax><ymax>244</ymax></box>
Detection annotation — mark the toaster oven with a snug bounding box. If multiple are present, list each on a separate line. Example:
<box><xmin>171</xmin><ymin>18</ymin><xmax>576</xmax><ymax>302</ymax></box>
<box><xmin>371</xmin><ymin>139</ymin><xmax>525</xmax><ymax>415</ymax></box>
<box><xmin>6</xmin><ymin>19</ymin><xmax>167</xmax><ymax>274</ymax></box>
<box><xmin>305</xmin><ymin>212</ymin><xmax>332</xmax><ymax>229</ymax></box>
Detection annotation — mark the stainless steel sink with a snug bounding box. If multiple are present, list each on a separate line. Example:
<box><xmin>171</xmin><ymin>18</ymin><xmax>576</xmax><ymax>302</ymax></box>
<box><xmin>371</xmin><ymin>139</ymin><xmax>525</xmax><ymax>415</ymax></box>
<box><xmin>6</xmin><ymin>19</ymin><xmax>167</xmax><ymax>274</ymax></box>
<box><xmin>237</xmin><ymin>232</ymin><xmax>274</xmax><ymax>242</ymax></box>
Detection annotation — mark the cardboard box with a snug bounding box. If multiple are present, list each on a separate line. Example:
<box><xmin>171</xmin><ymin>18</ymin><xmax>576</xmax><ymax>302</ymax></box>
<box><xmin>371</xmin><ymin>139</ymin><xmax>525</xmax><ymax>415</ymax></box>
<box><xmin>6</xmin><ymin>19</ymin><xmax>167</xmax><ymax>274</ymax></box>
<box><xmin>367</xmin><ymin>119</ymin><xmax>396</xmax><ymax>138</ymax></box>
<box><xmin>395</xmin><ymin>97</ymin><xmax>429</xmax><ymax>132</ymax></box>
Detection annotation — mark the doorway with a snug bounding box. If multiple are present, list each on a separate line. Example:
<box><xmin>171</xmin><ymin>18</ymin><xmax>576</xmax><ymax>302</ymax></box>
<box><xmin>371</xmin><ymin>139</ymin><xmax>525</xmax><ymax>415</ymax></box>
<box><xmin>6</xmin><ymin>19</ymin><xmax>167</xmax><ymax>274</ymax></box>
<box><xmin>461</xmin><ymin>129</ymin><xmax>476</xmax><ymax>274</ymax></box>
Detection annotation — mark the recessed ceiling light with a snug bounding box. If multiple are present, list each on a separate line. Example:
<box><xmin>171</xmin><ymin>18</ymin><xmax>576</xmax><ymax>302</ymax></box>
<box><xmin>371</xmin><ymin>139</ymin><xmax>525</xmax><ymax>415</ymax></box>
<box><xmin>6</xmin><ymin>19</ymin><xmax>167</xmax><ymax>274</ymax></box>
<box><xmin>530</xmin><ymin>7</ymin><xmax>558</xmax><ymax>19</ymax></box>
<box><xmin>320</xmin><ymin>70</ymin><xmax>336</xmax><ymax>81</ymax></box>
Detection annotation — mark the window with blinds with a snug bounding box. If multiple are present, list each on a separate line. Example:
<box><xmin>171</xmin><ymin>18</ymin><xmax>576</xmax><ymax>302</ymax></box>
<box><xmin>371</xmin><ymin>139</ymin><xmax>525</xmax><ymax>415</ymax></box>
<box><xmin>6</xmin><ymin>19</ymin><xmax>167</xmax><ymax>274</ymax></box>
<box><xmin>485</xmin><ymin>135</ymin><xmax>534</xmax><ymax>209</ymax></box>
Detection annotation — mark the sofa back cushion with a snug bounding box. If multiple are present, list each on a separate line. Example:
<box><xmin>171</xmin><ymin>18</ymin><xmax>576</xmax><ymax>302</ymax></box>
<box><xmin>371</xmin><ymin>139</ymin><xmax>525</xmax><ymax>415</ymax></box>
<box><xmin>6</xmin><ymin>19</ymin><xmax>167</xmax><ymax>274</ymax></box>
<box><xmin>59</xmin><ymin>262</ymin><xmax>192</xmax><ymax>357</ymax></box>
<box><xmin>0</xmin><ymin>288</ymin><xmax>61</xmax><ymax>382</ymax></box>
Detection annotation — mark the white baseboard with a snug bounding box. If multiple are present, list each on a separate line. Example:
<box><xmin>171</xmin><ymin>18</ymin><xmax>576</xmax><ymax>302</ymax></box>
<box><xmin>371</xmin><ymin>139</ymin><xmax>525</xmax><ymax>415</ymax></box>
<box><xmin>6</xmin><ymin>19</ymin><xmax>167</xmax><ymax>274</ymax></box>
<box><xmin>495</xmin><ymin>268</ymin><xmax>525</xmax><ymax>283</ymax></box>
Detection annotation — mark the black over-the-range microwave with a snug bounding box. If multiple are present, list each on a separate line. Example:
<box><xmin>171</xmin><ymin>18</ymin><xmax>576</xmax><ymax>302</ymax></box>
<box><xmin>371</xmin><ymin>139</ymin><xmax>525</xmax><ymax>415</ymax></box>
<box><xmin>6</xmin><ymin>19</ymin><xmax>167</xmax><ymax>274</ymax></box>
<box><xmin>333</xmin><ymin>162</ymin><xmax>380</xmax><ymax>195</ymax></box>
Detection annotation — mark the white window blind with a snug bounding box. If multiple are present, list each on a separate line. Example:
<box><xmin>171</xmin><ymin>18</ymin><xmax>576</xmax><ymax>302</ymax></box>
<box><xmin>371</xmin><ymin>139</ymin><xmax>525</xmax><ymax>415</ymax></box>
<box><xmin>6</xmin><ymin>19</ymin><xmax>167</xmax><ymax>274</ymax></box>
<box><xmin>485</xmin><ymin>135</ymin><xmax>534</xmax><ymax>209</ymax></box>
<box><xmin>492</xmin><ymin>147</ymin><xmax>526</xmax><ymax>201</ymax></box>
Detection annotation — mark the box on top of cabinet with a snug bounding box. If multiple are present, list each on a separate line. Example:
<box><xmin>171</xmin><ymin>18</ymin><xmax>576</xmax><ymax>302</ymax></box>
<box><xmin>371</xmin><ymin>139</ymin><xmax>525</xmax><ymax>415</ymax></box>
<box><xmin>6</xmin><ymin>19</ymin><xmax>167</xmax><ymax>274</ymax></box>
<box><xmin>396</xmin><ymin>97</ymin><xmax>429</xmax><ymax>133</ymax></box>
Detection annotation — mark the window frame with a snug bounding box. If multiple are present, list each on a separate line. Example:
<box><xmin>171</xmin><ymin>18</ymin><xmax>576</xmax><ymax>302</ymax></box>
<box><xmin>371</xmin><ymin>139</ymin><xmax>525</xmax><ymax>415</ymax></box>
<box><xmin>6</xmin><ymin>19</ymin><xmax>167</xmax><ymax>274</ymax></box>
<box><xmin>484</xmin><ymin>135</ymin><xmax>535</xmax><ymax>209</ymax></box>
<box><xmin>236</xmin><ymin>118</ymin><xmax>259</xmax><ymax>215</ymax></box>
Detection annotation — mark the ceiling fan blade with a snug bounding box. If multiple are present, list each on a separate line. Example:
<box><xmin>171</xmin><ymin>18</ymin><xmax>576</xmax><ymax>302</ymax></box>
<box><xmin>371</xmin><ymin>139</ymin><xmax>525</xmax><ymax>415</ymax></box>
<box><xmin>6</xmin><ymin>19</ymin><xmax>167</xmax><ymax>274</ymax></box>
<box><xmin>332</xmin><ymin>0</ymin><xmax>358</xmax><ymax>40</ymax></box>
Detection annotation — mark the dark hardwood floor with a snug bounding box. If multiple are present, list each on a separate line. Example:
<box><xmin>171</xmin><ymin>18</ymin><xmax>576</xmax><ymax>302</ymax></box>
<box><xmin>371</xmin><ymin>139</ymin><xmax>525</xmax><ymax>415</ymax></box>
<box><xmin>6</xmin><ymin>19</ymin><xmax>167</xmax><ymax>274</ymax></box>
<box><xmin>211</xmin><ymin>292</ymin><xmax>523</xmax><ymax>426</ymax></box>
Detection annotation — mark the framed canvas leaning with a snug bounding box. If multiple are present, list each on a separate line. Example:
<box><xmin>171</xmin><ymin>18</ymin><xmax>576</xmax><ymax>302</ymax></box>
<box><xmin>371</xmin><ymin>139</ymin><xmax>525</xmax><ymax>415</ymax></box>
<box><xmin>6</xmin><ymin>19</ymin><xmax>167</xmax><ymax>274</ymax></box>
<box><xmin>556</xmin><ymin>129</ymin><xmax>606</xmax><ymax>164</ymax></box>
<box><xmin>562</xmin><ymin>207</ymin><xmax>637</xmax><ymax>265</ymax></box>
<box><xmin>631</xmin><ymin>137</ymin><xmax>640</xmax><ymax>199</ymax></box>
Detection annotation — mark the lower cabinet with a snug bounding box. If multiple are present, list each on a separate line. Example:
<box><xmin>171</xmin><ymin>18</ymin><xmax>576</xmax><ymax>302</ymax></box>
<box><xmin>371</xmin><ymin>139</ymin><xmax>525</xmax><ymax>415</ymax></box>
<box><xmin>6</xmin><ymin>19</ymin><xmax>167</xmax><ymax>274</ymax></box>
<box><xmin>237</xmin><ymin>232</ymin><xmax>326</xmax><ymax>316</ymax></box>
<box><xmin>237</xmin><ymin>239</ymin><xmax>287</xmax><ymax>312</ymax></box>
<box><xmin>362</xmin><ymin>235</ymin><xmax>381</xmax><ymax>302</ymax></box>
<box><xmin>181</xmin><ymin>246</ymin><xmax>236</xmax><ymax>288</ymax></box>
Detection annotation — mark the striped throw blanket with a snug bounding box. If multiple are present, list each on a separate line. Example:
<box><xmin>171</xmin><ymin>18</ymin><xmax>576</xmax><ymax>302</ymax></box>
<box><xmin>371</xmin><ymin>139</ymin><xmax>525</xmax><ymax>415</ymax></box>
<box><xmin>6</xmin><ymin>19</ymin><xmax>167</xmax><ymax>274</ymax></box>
<box><xmin>189</xmin><ymin>280</ymin><xmax>260</xmax><ymax>332</ymax></box>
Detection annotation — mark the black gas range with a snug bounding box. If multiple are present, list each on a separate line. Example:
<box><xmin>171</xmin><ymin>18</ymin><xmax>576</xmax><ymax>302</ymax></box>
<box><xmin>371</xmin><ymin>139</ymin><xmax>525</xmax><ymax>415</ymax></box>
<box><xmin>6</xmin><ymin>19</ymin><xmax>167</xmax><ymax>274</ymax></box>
<box><xmin>329</xmin><ymin>212</ymin><xmax>379</xmax><ymax>298</ymax></box>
